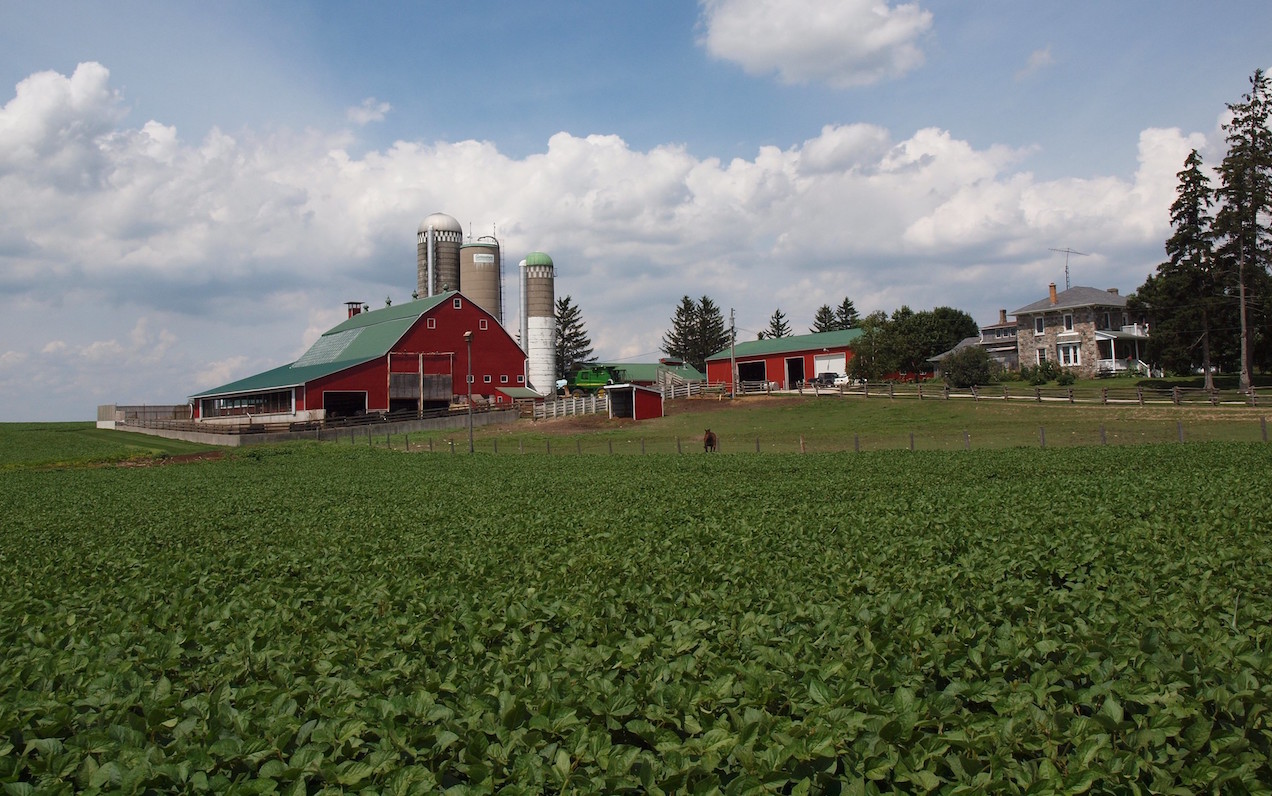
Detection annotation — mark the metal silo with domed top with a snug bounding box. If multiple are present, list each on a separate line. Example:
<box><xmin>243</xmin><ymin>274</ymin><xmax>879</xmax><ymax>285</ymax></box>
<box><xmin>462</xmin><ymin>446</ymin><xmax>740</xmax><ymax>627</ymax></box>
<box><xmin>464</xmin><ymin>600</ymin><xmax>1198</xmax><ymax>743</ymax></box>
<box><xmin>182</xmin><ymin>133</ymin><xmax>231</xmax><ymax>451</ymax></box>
<box><xmin>417</xmin><ymin>212</ymin><xmax>463</xmax><ymax>297</ymax></box>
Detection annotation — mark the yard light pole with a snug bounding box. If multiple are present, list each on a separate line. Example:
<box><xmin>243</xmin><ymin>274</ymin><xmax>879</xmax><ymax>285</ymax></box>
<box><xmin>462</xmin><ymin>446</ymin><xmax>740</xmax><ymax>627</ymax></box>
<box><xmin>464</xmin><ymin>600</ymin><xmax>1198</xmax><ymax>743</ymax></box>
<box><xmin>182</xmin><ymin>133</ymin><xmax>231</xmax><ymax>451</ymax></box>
<box><xmin>464</xmin><ymin>330</ymin><xmax>474</xmax><ymax>454</ymax></box>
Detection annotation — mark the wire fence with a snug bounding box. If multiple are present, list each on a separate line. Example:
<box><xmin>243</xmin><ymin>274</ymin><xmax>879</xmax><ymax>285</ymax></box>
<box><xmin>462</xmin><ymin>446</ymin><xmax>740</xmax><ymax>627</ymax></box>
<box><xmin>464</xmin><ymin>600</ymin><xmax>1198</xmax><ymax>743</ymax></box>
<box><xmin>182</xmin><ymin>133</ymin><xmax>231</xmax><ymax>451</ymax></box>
<box><xmin>346</xmin><ymin>415</ymin><xmax>1271</xmax><ymax>455</ymax></box>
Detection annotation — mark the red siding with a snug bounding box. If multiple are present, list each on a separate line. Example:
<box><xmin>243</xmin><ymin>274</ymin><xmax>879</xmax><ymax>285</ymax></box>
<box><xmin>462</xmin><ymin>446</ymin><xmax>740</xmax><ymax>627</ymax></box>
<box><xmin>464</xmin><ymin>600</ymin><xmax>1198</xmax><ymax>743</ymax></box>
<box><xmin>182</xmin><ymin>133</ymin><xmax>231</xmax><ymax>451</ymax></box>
<box><xmin>633</xmin><ymin>386</ymin><xmax>664</xmax><ymax>419</ymax></box>
<box><xmin>706</xmin><ymin>346</ymin><xmax>855</xmax><ymax>390</ymax></box>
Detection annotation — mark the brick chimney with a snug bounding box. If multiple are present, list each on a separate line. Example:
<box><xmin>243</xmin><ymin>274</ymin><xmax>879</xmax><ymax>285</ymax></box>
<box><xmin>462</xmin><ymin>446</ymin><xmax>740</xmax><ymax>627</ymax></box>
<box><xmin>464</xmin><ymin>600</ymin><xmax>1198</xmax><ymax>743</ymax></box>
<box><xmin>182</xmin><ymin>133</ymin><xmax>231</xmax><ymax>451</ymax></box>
<box><xmin>998</xmin><ymin>309</ymin><xmax>1007</xmax><ymax>325</ymax></box>
<box><xmin>1048</xmin><ymin>283</ymin><xmax>1058</xmax><ymax>305</ymax></box>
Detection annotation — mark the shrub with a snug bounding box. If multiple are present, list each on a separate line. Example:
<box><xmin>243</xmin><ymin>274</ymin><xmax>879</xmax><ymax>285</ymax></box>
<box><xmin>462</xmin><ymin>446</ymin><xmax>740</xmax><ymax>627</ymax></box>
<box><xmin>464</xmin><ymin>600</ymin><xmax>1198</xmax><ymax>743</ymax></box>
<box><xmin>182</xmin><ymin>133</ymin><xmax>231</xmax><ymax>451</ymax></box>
<box><xmin>940</xmin><ymin>346</ymin><xmax>999</xmax><ymax>388</ymax></box>
<box><xmin>1057</xmin><ymin>370</ymin><xmax>1076</xmax><ymax>386</ymax></box>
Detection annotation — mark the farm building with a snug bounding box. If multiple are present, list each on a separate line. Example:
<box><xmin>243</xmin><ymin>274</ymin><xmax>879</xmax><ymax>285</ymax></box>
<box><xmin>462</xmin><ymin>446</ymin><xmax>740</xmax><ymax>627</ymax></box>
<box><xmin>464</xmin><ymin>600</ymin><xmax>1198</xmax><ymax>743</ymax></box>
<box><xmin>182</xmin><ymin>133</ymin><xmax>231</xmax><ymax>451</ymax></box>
<box><xmin>606</xmin><ymin>384</ymin><xmax>665</xmax><ymax>420</ymax></box>
<box><xmin>1012</xmin><ymin>284</ymin><xmax>1149</xmax><ymax>377</ymax></box>
<box><xmin>190</xmin><ymin>291</ymin><xmax>527</xmax><ymax>424</ymax></box>
<box><xmin>591</xmin><ymin>359</ymin><xmax>705</xmax><ymax>387</ymax></box>
<box><xmin>704</xmin><ymin>329</ymin><xmax>862</xmax><ymax>390</ymax></box>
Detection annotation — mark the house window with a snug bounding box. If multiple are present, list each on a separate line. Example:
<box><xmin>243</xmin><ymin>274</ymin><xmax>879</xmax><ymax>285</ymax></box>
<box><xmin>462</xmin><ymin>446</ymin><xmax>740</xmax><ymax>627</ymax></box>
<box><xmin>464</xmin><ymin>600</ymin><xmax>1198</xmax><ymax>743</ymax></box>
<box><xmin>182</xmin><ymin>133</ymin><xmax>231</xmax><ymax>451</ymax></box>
<box><xmin>1100</xmin><ymin>312</ymin><xmax>1111</xmax><ymax>330</ymax></box>
<box><xmin>426</xmin><ymin>318</ymin><xmax>436</xmax><ymax>329</ymax></box>
<box><xmin>1063</xmin><ymin>314</ymin><xmax>1074</xmax><ymax>332</ymax></box>
<box><xmin>1036</xmin><ymin>348</ymin><xmax>1047</xmax><ymax>365</ymax></box>
<box><xmin>1034</xmin><ymin>317</ymin><xmax>1045</xmax><ymax>335</ymax></box>
<box><xmin>479</xmin><ymin>319</ymin><xmax>488</xmax><ymax>330</ymax></box>
<box><xmin>1058</xmin><ymin>343</ymin><xmax>1081</xmax><ymax>367</ymax></box>
<box><xmin>453</xmin><ymin>298</ymin><xmax>462</xmax><ymax>309</ymax></box>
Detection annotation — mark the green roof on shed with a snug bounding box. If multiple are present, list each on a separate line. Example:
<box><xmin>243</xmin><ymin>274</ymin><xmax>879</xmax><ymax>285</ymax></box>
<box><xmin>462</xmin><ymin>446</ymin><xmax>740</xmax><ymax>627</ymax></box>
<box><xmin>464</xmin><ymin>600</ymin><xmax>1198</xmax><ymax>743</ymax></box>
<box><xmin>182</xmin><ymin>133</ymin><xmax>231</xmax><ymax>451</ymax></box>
<box><xmin>191</xmin><ymin>293</ymin><xmax>452</xmax><ymax>399</ymax></box>
<box><xmin>705</xmin><ymin>328</ymin><xmax>862</xmax><ymax>361</ymax></box>
<box><xmin>594</xmin><ymin>361</ymin><xmax>705</xmax><ymax>382</ymax></box>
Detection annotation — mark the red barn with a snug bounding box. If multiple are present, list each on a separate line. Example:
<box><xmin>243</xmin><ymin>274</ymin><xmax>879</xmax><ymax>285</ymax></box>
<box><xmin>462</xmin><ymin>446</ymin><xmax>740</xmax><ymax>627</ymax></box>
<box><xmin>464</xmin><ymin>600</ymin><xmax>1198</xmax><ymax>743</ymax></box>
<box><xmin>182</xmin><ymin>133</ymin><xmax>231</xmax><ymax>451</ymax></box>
<box><xmin>191</xmin><ymin>291</ymin><xmax>527</xmax><ymax>423</ymax></box>
<box><xmin>704</xmin><ymin>329</ymin><xmax>861</xmax><ymax>390</ymax></box>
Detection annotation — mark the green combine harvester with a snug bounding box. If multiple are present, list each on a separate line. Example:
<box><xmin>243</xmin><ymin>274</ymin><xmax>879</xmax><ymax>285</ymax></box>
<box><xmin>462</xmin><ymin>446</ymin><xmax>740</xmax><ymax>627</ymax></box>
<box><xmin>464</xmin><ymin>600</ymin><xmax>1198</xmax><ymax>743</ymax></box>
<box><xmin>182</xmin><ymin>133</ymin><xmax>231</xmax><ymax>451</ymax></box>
<box><xmin>569</xmin><ymin>364</ymin><xmax>627</xmax><ymax>393</ymax></box>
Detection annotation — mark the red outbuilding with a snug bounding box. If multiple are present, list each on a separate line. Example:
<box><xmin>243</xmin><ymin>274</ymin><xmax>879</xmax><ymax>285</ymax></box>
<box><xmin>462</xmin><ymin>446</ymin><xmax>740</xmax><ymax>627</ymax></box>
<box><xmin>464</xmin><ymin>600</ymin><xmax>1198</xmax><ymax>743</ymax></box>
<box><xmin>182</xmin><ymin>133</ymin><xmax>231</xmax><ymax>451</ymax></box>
<box><xmin>190</xmin><ymin>291</ymin><xmax>527</xmax><ymax>423</ymax></box>
<box><xmin>704</xmin><ymin>329</ymin><xmax>861</xmax><ymax>390</ymax></box>
<box><xmin>606</xmin><ymin>384</ymin><xmax>665</xmax><ymax>420</ymax></box>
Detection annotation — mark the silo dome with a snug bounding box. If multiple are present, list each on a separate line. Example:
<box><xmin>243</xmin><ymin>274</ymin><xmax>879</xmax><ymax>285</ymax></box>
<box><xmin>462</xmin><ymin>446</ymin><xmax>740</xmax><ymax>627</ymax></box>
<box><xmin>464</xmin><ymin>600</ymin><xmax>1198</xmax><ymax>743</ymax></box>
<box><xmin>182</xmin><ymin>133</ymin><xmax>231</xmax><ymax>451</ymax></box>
<box><xmin>524</xmin><ymin>251</ymin><xmax>554</xmax><ymax>267</ymax></box>
<box><xmin>418</xmin><ymin>213</ymin><xmax>462</xmax><ymax>235</ymax></box>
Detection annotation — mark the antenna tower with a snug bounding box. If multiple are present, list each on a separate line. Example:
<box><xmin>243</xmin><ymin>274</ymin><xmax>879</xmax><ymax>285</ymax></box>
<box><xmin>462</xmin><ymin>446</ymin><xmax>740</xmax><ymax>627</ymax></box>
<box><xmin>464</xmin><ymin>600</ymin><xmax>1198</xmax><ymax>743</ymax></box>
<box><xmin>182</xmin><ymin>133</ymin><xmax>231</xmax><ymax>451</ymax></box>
<box><xmin>1049</xmin><ymin>247</ymin><xmax>1089</xmax><ymax>289</ymax></box>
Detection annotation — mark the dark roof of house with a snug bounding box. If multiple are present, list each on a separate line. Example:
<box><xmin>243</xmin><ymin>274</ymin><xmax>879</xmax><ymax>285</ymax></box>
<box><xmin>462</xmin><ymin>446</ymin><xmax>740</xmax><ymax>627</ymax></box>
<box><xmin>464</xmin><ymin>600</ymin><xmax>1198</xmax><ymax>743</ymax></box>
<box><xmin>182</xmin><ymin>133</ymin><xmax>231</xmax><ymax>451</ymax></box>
<box><xmin>1012</xmin><ymin>286</ymin><xmax>1128</xmax><ymax>315</ymax></box>
<box><xmin>927</xmin><ymin>336</ymin><xmax>981</xmax><ymax>363</ymax></box>
<box><xmin>705</xmin><ymin>328</ymin><xmax>862</xmax><ymax>362</ymax></box>
<box><xmin>191</xmin><ymin>293</ymin><xmax>454</xmax><ymax>399</ymax></box>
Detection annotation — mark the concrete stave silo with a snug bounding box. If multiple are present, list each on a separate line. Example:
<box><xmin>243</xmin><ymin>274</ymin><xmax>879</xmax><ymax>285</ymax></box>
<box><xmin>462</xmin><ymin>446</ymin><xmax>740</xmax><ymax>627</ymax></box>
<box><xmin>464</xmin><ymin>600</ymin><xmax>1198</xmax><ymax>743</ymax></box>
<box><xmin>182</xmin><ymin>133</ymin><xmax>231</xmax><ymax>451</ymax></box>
<box><xmin>459</xmin><ymin>238</ymin><xmax>502</xmax><ymax>324</ymax></box>
<box><xmin>521</xmin><ymin>251</ymin><xmax>556</xmax><ymax>396</ymax></box>
<box><xmin>417</xmin><ymin>212</ymin><xmax>463</xmax><ymax>297</ymax></box>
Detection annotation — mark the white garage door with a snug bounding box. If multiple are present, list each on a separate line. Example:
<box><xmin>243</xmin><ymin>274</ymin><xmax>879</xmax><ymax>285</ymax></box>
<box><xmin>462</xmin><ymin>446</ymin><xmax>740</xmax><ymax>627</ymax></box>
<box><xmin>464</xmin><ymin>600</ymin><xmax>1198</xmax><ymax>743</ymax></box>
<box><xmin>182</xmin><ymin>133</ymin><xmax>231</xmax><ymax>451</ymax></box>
<box><xmin>814</xmin><ymin>353</ymin><xmax>846</xmax><ymax>375</ymax></box>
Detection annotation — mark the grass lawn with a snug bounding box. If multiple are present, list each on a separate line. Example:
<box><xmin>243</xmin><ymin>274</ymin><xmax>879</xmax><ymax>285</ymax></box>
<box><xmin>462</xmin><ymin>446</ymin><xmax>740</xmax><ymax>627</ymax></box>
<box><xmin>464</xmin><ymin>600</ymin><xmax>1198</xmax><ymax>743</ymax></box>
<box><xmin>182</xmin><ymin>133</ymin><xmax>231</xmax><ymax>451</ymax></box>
<box><xmin>346</xmin><ymin>392</ymin><xmax>1272</xmax><ymax>455</ymax></box>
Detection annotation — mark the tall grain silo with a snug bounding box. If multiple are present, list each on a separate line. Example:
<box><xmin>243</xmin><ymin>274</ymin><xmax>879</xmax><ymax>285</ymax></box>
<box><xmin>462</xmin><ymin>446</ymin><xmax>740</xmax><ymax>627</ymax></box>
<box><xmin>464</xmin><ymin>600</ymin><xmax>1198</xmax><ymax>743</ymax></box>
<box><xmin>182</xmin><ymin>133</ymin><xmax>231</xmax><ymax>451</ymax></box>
<box><xmin>521</xmin><ymin>251</ymin><xmax>556</xmax><ymax>395</ymax></box>
<box><xmin>416</xmin><ymin>212</ymin><xmax>463</xmax><ymax>297</ymax></box>
<box><xmin>459</xmin><ymin>238</ymin><xmax>502</xmax><ymax>323</ymax></box>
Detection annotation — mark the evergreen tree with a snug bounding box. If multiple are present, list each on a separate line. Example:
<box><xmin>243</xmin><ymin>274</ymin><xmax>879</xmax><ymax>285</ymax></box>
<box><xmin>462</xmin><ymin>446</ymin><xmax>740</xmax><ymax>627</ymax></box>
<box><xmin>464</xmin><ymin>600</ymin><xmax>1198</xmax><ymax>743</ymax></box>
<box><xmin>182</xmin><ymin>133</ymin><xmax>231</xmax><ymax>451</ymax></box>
<box><xmin>662</xmin><ymin>295</ymin><xmax>730</xmax><ymax>373</ymax></box>
<box><xmin>765</xmin><ymin>308</ymin><xmax>792</xmax><ymax>339</ymax></box>
<box><xmin>555</xmin><ymin>295</ymin><xmax>594</xmax><ymax>380</ymax></box>
<box><xmin>810</xmin><ymin>304</ymin><xmax>837</xmax><ymax>333</ymax></box>
<box><xmin>1133</xmin><ymin>150</ymin><xmax>1232</xmax><ymax>384</ymax></box>
<box><xmin>834</xmin><ymin>297</ymin><xmax>860</xmax><ymax>329</ymax></box>
<box><xmin>1214</xmin><ymin>69</ymin><xmax>1272</xmax><ymax>390</ymax></box>
<box><xmin>696</xmin><ymin>296</ymin><xmax>731</xmax><ymax>368</ymax></box>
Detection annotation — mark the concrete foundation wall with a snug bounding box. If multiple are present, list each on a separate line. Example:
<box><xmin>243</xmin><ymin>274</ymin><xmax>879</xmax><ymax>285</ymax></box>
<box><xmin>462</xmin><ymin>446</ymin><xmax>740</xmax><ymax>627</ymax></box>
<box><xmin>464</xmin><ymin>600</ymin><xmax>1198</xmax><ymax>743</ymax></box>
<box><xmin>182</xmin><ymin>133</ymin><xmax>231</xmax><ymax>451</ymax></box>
<box><xmin>115</xmin><ymin>409</ymin><xmax>520</xmax><ymax>447</ymax></box>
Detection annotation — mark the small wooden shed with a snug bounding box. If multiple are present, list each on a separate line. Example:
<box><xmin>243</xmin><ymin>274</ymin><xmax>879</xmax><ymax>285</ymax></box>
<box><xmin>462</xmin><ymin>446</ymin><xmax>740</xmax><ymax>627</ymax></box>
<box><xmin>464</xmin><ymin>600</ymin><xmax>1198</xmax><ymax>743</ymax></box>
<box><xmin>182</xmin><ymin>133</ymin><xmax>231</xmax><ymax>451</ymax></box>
<box><xmin>606</xmin><ymin>384</ymin><xmax>664</xmax><ymax>420</ymax></box>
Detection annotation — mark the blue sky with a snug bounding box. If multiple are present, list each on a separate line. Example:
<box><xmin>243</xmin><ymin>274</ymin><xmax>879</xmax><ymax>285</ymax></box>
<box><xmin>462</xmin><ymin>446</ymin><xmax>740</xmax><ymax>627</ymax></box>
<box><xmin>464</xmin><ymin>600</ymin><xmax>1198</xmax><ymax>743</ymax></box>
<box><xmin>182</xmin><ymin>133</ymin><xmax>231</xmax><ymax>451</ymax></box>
<box><xmin>1</xmin><ymin>1</ymin><xmax>1269</xmax><ymax>420</ymax></box>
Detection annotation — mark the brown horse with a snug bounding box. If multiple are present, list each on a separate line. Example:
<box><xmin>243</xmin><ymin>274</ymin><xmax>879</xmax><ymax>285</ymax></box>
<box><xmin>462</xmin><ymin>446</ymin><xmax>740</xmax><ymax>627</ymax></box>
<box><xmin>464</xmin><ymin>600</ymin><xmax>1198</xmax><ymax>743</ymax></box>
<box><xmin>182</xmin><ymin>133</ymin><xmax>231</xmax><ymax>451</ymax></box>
<box><xmin>703</xmin><ymin>429</ymin><xmax>718</xmax><ymax>453</ymax></box>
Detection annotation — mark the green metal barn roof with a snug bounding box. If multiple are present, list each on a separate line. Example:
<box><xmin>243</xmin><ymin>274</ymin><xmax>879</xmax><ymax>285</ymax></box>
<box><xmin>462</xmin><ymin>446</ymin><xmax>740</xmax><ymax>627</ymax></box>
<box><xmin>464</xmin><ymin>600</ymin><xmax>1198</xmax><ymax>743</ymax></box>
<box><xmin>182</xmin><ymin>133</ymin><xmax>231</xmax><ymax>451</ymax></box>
<box><xmin>704</xmin><ymin>328</ymin><xmax>862</xmax><ymax>361</ymax></box>
<box><xmin>191</xmin><ymin>293</ymin><xmax>452</xmax><ymax>399</ymax></box>
<box><xmin>594</xmin><ymin>361</ymin><xmax>705</xmax><ymax>382</ymax></box>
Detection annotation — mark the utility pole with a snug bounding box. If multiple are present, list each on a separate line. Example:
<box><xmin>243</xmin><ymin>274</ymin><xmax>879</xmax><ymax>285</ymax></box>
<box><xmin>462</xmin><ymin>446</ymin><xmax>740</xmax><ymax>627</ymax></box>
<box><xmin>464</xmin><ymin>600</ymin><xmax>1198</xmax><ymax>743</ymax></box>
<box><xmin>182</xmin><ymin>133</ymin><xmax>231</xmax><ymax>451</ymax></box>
<box><xmin>1049</xmin><ymin>247</ymin><xmax>1089</xmax><ymax>289</ymax></box>
<box><xmin>730</xmin><ymin>308</ymin><xmax>738</xmax><ymax>399</ymax></box>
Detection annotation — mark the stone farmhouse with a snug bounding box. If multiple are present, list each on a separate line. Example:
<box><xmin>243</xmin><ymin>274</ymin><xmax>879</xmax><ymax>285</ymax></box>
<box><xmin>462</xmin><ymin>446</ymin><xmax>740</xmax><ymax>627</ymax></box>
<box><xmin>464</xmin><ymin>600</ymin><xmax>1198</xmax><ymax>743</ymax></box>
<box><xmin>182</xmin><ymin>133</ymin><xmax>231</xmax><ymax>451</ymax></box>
<box><xmin>1011</xmin><ymin>284</ymin><xmax>1149</xmax><ymax>377</ymax></box>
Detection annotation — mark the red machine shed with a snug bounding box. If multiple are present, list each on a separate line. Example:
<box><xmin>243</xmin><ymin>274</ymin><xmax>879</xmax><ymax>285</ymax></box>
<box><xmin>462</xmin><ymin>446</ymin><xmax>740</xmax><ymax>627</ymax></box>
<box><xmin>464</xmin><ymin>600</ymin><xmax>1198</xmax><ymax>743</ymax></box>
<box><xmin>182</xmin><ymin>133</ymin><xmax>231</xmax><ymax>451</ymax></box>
<box><xmin>191</xmin><ymin>291</ymin><xmax>527</xmax><ymax>422</ymax></box>
<box><xmin>704</xmin><ymin>329</ymin><xmax>861</xmax><ymax>390</ymax></box>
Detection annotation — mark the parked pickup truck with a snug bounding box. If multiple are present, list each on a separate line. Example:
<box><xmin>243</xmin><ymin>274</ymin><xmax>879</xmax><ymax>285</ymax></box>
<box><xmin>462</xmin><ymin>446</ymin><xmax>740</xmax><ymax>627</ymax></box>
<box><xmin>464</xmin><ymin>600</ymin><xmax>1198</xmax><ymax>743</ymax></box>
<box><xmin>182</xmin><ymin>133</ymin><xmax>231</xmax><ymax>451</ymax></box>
<box><xmin>810</xmin><ymin>372</ymin><xmax>838</xmax><ymax>388</ymax></box>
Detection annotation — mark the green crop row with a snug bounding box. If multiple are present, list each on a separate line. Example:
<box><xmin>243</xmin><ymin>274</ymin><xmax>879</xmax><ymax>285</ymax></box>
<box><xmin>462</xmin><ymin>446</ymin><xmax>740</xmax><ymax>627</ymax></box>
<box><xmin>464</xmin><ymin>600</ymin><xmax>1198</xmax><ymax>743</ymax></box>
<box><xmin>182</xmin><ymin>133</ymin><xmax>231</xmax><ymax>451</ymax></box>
<box><xmin>1</xmin><ymin>442</ymin><xmax>1270</xmax><ymax>793</ymax></box>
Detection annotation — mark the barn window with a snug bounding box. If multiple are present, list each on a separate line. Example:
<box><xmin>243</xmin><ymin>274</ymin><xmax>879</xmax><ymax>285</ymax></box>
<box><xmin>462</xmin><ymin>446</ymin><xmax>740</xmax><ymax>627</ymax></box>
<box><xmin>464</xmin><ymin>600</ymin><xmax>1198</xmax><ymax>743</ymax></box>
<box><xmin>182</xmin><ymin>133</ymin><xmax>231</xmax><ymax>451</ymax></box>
<box><xmin>453</xmin><ymin>298</ymin><xmax>462</xmax><ymax>309</ymax></box>
<box><xmin>479</xmin><ymin>319</ymin><xmax>488</xmax><ymax>330</ymax></box>
<box><xmin>483</xmin><ymin>375</ymin><xmax>492</xmax><ymax>383</ymax></box>
<box><xmin>517</xmin><ymin>375</ymin><xmax>525</xmax><ymax>383</ymax></box>
<box><xmin>426</xmin><ymin>318</ymin><xmax>436</xmax><ymax>329</ymax></box>
<box><xmin>500</xmin><ymin>375</ymin><xmax>509</xmax><ymax>383</ymax></box>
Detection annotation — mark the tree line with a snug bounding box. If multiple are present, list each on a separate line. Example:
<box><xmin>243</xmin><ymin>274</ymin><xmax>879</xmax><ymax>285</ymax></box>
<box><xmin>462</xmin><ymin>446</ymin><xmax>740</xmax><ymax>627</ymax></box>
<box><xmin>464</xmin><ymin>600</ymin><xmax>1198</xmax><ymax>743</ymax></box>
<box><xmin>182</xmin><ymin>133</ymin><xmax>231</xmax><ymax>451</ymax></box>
<box><xmin>1132</xmin><ymin>69</ymin><xmax>1272</xmax><ymax>390</ymax></box>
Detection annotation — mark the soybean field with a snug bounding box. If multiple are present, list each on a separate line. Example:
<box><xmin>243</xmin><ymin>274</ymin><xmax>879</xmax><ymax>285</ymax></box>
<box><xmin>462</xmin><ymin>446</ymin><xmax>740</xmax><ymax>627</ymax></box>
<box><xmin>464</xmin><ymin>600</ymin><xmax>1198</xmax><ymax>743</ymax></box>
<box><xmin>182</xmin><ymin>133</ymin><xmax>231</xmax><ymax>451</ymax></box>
<box><xmin>2</xmin><ymin>441</ymin><xmax>1271</xmax><ymax>793</ymax></box>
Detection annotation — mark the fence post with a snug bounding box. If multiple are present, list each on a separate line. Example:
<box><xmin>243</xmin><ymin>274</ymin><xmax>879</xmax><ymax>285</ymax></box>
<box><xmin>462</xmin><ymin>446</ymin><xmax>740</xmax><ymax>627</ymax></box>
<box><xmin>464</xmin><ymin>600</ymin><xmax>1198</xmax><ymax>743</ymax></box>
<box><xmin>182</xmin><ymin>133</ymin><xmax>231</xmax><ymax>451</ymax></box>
<box><xmin>1100</xmin><ymin>425</ymin><xmax>1107</xmax><ymax>445</ymax></box>
<box><xmin>519</xmin><ymin>439</ymin><xmax>524</xmax><ymax>454</ymax></box>
<box><xmin>405</xmin><ymin>433</ymin><xmax>409</xmax><ymax>451</ymax></box>
<box><xmin>1039</xmin><ymin>427</ymin><xmax>1046</xmax><ymax>449</ymax></box>
<box><xmin>1137</xmin><ymin>386</ymin><xmax>1144</xmax><ymax>406</ymax></box>
<box><xmin>577</xmin><ymin>439</ymin><xmax>582</xmax><ymax>455</ymax></box>
<box><xmin>864</xmin><ymin>383</ymin><xmax>869</xmax><ymax>398</ymax></box>
<box><xmin>1172</xmin><ymin>386</ymin><xmax>1181</xmax><ymax>406</ymax></box>
<box><xmin>1177</xmin><ymin>421</ymin><xmax>1184</xmax><ymax>443</ymax></box>
<box><xmin>1102</xmin><ymin>388</ymin><xmax>1108</xmax><ymax>405</ymax></box>
<box><xmin>918</xmin><ymin>384</ymin><xmax>923</xmax><ymax>400</ymax></box>
<box><xmin>854</xmin><ymin>434</ymin><xmax>860</xmax><ymax>453</ymax></box>
<box><xmin>429</xmin><ymin>438</ymin><xmax>434</xmax><ymax>453</ymax></box>
<box><xmin>889</xmin><ymin>383</ymin><xmax>894</xmax><ymax>400</ymax></box>
<box><xmin>492</xmin><ymin>438</ymin><xmax>497</xmax><ymax>454</ymax></box>
<box><xmin>971</xmin><ymin>385</ymin><xmax>978</xmax><ymax>401</ymax></box>
<box><xmin>547</xmin><ymin>439</ymin><xmax>551</xmax><ymax>455</ymax></box>
<box><xmin>1068</xmin><ymin>388</ymin><xmax>1074</xmax><ymax>404</ymax></box>
<box><xmin>677</xmin><ymin>437</ymin><xmax>682</xmax><ymax>454</ymax></box>
<box><xmin>609</xmin><ymin>440</ymin><xmax>614</xmax><ymax>455</ymax></box>
<box><xmin>909</xmin><ymin>432</ymin><xmax>914</xmax><ymax>451</ymax></box>
<box><xmin>1262</xmin><ymin>416</ymin><xmax>1268</xmax><ymax>443</ymax></box>
<box><xmin>1003</xmin><ymin>385</ymin><xmax>1010</xmax><ymax>401</ymax></box>
<box><xmin>964</xmin><ymin>431</ymin><xmax>970</xmax><ymax>450</ymax></box>
<box><xmin>641</xmin><ymin>438</ymin><xmax>646</xmax><ymax>455</ymax></box>
<box><xmin>755</xmin><ymin>437</ymin><xmax>760</xmax><ymax>453</ymax></box>
<box><xmin>449</xmin><ymin>439</ymin><xmax>455</xmax><ymax>454</ymax></box>
<box><xmin>1035</xmin><ymin>387</ymin><xmax>1042</xmax><ymax>403</ymax></box>
<box><xmin>800</xmin><ymin>435</ymin><xmax>806</xmax><ymax>453</ymax></box>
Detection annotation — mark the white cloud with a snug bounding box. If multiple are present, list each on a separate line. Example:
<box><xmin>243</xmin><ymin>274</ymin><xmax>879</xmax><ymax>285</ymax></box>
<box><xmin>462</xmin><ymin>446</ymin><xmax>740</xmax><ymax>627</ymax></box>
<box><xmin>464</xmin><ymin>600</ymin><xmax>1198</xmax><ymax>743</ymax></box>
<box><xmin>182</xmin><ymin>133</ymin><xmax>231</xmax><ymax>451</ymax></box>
<box><xmin>697</xmin><ymin>0</ymin><xmax>933</xmax><ymax>87</ymax></box>
<box><xmin>346</xmin><ymin>97</ymin><xmax>391</xmax><ymax>125</ymax></box>
<box><xmin>1016</xmin><ymin>46</ymin><xmax>1054</xmax><ymax>81</ymax></box>
<box><xmin>0</xmin><ymin>63</ymin><xmax>1209</xmax><ymax>420</ymax></box>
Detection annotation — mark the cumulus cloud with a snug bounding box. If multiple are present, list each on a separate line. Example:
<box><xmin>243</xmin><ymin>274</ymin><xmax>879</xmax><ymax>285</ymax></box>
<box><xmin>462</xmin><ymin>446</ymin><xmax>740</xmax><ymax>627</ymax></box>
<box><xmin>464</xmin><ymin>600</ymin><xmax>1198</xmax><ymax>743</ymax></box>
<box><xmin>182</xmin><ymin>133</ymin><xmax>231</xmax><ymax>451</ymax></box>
<box><xmin>697</xmin><ymin>0</ymin><xmax>933</xmax><ymax>87</ymax></box>
<box><xmin>0</xmin><ymin>62</ymin><xmax>1203</xmax><ymax>420</ymax></box>
<box><xmin>346</xmin><ymin>97</ymin><xmax>391</xmax><ymax>125</ymax></box>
